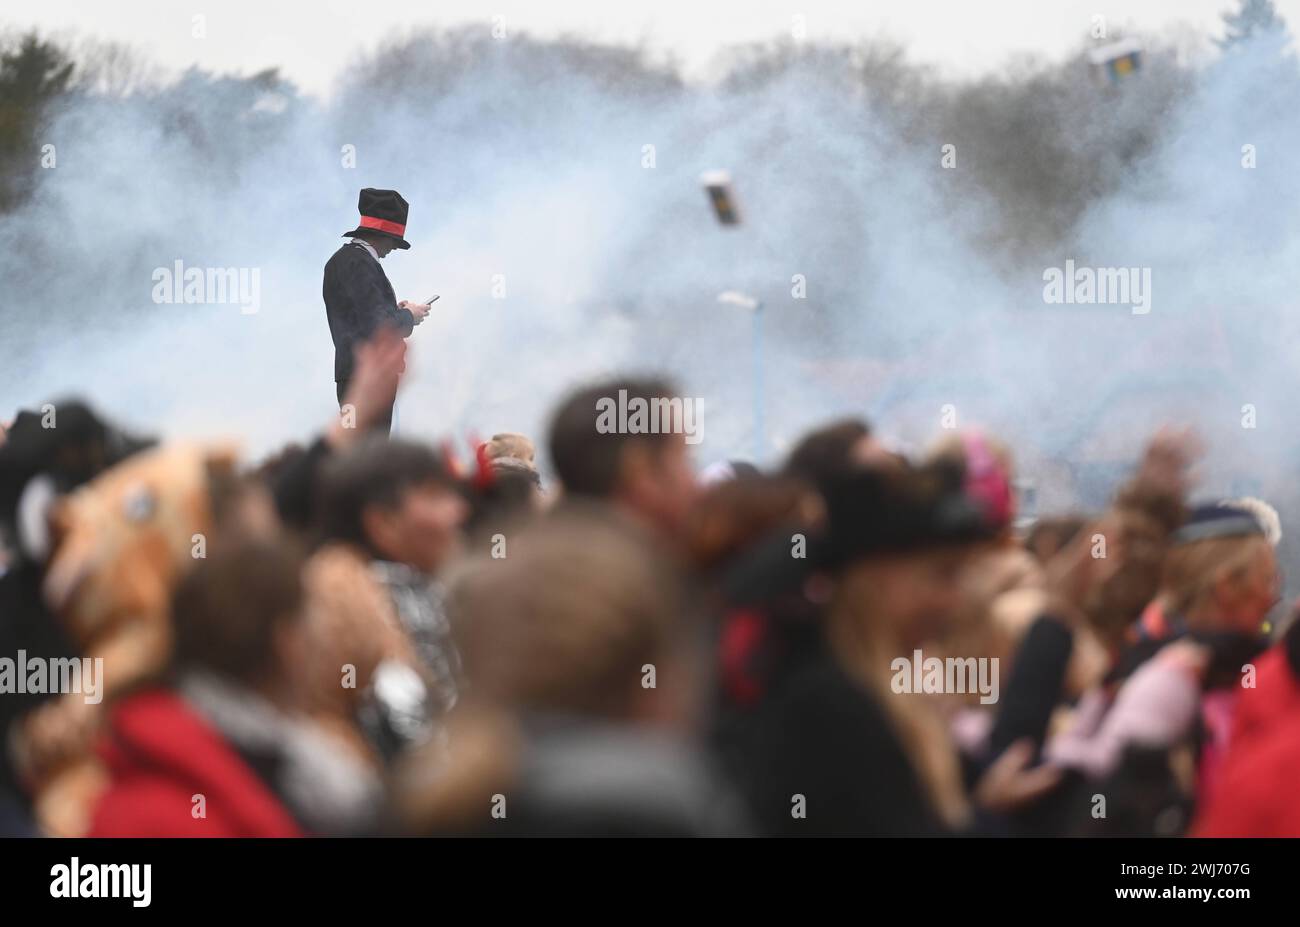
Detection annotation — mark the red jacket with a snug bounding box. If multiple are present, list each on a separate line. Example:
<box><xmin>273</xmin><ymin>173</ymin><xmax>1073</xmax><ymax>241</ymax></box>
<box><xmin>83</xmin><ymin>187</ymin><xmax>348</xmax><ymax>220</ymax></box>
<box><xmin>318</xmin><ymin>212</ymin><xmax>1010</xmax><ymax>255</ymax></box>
<box><xmin>89</xmin><ymin>688</ymin><xmax>304</xmax><ymax>837</ymax></box>
<box><xmin>1221</xmin><ymin>645</ymin><xmax>1300</xmax><ymax>750</ymax></box>
<box><xmin>1193</xmin><ymin>647</ymin><xmax>1300</xmax><ymax>837</ymax></box>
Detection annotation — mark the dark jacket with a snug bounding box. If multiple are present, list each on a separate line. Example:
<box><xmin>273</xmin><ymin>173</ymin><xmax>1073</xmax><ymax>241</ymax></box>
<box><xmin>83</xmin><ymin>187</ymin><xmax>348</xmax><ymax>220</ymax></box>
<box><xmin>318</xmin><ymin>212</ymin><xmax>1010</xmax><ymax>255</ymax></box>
<box><xmin>322</xmin><ymin>242</ymin><xmax>414</xmax><ymax>383</ymax></box>
<box><xmin>727</xmin><ymin>651</ymin><xmax>949</xmax><ymax>836</ymax></box>
<box><xmin>424</xmin><ymin>714</ymin><xmax>752</xmax><ymax>837</ymax></box>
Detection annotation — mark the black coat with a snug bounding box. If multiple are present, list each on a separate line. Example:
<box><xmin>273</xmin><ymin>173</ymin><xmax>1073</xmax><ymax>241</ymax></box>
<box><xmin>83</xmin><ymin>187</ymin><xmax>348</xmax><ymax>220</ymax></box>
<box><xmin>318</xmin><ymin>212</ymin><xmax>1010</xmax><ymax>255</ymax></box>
<box><xmin>722</xmin><ymin>650</ymin><xmax>949</xmax><ymax>836</ymax></box>
<box><xmin>322</xmin><ymin>242</ymin><xmax>414</xmax><ymax>383</ymax></box>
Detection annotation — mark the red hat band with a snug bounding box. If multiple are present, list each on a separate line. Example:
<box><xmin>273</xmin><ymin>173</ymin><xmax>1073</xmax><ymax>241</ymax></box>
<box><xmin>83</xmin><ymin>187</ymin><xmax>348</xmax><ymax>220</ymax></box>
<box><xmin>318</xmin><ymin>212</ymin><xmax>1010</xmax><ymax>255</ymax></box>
<box><xmin>359</xmin><ymin>215</ymin><xmax>406</xmax><ymax>236</ymax></box>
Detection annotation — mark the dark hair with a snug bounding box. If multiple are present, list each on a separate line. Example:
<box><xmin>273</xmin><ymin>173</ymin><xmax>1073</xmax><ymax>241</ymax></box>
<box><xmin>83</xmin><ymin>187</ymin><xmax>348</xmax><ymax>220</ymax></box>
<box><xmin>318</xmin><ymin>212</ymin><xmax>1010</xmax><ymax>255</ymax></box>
<box><xmin>782</xmin><ymin>418</ymin><xmax>871</xmax><ymax>487</ymax></box>
<box><xmin>1025</xmin><ymin>515</ymin><xmax>1088</xmax><ymax>563</ymax></box>
<box><xmin>465</xmin><ymin>463</ymin><xmax>540</xmax><ymax>539</ymax></box>
<box><xmin>547</xmin><ymin>377</ymin><xmax>680</xmax><ymax>498</ymax></box>
<box><xmin>0</xmin><ymin>397</ymin><xmax>154</xmax><ymax>539</ymax></box>
<box><xmin>686</xmin><ymin>475</ymin><xmax>812</xmax><ymax>571</ymax></box>
<box><xmin>172</xmin><ymin>538</ymin><xmax>304</xmax><ymax>684</ymax></box>
<box><xmin>251</xmin><ymin>442</ymin><xmax>306</xmax><ymax>484</ymax></box>
<box><xmin>317</xmin><ymin>437</ymin><xmax>454</xmax><ymax>550</ymax></box>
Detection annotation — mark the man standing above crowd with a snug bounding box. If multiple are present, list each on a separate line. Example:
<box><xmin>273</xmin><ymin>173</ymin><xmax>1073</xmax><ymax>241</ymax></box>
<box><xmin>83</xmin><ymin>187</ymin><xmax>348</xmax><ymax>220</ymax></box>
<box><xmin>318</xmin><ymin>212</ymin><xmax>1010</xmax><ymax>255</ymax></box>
<box><xmin>323</xmin><ymin>188</ymin><xmax>433</xmax><ymax>434</ymax></box>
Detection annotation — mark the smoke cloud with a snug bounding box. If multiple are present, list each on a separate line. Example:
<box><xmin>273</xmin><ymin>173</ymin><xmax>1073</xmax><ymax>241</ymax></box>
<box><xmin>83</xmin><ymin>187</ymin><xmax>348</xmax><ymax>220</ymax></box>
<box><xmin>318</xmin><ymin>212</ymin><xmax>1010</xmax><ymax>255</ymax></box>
<box><xmin>2</xmin><ymin>24</ymin><xmax>1299</xmax><ymax>569</ymax></box>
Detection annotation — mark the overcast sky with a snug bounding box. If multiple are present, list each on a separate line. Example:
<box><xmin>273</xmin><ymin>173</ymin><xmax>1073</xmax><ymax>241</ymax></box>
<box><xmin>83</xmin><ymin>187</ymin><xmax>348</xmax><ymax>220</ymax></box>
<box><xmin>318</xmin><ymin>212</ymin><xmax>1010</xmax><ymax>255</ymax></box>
<box><xmin>5</xmin><ymin>0</ymin><xmax>1298</xmax><ymax>96</ymax></box>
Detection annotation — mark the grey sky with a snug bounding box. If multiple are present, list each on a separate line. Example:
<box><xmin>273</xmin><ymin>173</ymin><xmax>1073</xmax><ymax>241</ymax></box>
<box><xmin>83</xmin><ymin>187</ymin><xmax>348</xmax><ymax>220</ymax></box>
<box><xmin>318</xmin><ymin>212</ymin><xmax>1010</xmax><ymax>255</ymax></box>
<box><xmin>5</xmin><ymin>0</ymin><xmax>1297</xmax><ymax>97</ymax></box>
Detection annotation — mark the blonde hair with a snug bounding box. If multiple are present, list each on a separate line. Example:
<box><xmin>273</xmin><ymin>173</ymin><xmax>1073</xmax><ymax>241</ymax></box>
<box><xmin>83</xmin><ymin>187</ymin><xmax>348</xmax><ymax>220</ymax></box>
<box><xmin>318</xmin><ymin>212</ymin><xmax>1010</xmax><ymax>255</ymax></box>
<box><xmin>829</xmin><ymin>564</ymin><xmax>971</xmax><ymax>830</ymax></box>
<box><xmin>481</xmin><ymin>433</ymin><xmax>535</xmax><ymax>467</ymax></box>
<box><xmin>1163</xmin><ymin>533</ymin><xmax>1272</xmax><ymax>619</ymax></box>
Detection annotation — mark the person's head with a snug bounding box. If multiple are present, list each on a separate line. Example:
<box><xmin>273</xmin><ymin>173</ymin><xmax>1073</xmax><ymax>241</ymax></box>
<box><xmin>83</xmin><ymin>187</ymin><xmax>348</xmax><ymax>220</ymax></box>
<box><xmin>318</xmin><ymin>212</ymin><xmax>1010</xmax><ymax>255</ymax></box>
<box><xmin>343</xmin><ymin>188</ymin><xmax>411</xmax><ymax>256</ymax></box>
<box><xmin>685</xmin><ymin>474</ymin><xmax>821</xmax><ymax>572</ymax></box>
<box><xmin>822</xmin><ymin>465</ymin><xmax>992</xmax><ymax>652</ymax></box>
<box><xmin>925</xmin><ymin>430</ymin><xmax>1016</xmax><ymax>533</ymax></box>
<box><xmin>171</xmin><ymin>537</ymin><xmax>305</xmax><ymax>696</ymax></box>
<box><xmin>42</xmin><ymin>443</ymin><xmax>241</xmax><ymax>650</ymax></box>
<box><xmin>318</xmin><ymin>437</ymin><xmax>468</xmax><ymax>573</ymax></box>
<box><xmin>547</xmin><ymin>377</ymin><xmax>699</xmax><ymax>539</ymax></box>
<box><xmin>783</xmin><ymin>417</ymin><xmax>898</xmax><ymax>487</ymax></box>
<box><xmin>1163</xmin><ymin>506</ymin><xmax>1278</xmax><ymax>635</ymax></box>
<box><xmin>463</xmin><ymin>459</ymin><xmax>545</xmax><ymax>540</ymax></box>
<box><xmin>0</xmin><ymin>398</ymin><xmax>154</xmax><ymax>564</ymax></box>
<box><xmin>452</xmin><ymin>510</ymin><xmax>699</xmax><ymax>729</ymax></box>
<box><xmin>481</xmin><ymin>433</ymin><xmax>536</xmax><ymax>467</ymax></box>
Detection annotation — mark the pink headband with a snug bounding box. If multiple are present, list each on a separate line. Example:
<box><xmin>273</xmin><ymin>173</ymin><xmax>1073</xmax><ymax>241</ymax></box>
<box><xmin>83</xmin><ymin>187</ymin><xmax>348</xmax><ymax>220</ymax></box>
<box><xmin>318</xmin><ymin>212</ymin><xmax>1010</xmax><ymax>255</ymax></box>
<box><xmin>962</xmin><ymin>431</ymin><xmax>1014</xmax><ymax>529</ymax></box>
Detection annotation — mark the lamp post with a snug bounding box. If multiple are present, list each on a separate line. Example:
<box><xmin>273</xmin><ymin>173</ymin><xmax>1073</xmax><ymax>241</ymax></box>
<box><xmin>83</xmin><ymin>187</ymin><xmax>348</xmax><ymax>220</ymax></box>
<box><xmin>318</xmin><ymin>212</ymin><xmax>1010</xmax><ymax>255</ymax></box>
<box><xmin>717</xmin><ymin>290</ymin><xmax>765</xmax><ymax>462</ymax></box>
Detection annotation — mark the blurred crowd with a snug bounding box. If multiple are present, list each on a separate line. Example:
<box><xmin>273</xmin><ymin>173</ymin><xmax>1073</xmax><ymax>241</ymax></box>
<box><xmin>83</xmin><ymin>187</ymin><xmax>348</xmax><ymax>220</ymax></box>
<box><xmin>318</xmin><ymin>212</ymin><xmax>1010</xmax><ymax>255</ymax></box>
<box><xmin>2</xmin><ymin>330</ymin><xmax>1298</xmax><ymax>837</ymax></box>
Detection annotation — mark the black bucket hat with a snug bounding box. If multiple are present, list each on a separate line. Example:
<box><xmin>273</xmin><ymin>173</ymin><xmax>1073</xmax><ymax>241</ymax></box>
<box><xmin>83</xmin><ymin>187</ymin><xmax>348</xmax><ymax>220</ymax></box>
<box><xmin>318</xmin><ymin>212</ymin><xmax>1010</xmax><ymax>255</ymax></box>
<box><xmin>342</xmin><ymin>187</ymin><xmax>411</xmax><ymax>250</ymax></box>
<box><xmin>817</xmin><ymin>464</ymin><xmax>994</xmax><ymax>567</ymax></box>
<box><xmin>720</xmin><ymin>463</ymin><xmax>995</xmax><ymax>605</ymax></box>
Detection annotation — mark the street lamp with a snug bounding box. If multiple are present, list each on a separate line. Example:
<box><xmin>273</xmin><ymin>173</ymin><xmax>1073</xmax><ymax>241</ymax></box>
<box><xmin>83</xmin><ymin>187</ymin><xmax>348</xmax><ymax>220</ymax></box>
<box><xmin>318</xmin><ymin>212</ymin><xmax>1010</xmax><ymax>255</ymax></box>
<box><xmin>717</xmin><ymin>290</ymin><xmax>765</xmax><ymax>462</ymax></box>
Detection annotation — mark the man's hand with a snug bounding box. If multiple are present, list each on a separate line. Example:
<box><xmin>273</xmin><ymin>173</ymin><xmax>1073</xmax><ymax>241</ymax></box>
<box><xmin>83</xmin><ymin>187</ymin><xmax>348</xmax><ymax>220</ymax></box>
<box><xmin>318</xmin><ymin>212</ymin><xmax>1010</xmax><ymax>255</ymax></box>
<box><xmin>399</xmin><ymin>300</ymin><xmax>431</xmax><ymax>325</ymax></box>
<box><xmin>974</xmin><ymin>739</ymin><xmax>1063</xmax><ymax>813</ymax></box>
